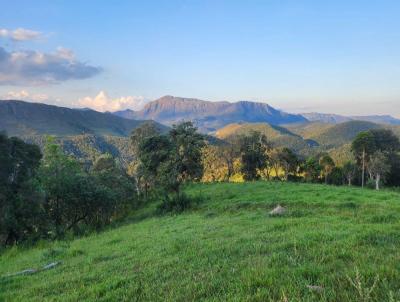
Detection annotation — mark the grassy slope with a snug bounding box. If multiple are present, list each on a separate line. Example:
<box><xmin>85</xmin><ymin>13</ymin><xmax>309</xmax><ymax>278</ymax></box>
<box><xmin>1</xmin><ymin>182</ymin><xmax>400</xmax><ymax>301</ymax></box>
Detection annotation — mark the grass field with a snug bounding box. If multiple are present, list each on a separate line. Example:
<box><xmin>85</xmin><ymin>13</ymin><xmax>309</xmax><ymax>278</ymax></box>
<box><xmin>1</xmin><ymin>182</ymin><xmax>400</xmax><ymax>301</ymax></box>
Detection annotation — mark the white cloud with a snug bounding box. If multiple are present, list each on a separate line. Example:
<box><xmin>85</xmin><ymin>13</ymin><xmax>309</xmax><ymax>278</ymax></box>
<box><xmin>0</xmin><ymin>46</ymin><xmax>102</xmax><ymax>85</ymax></box>
<box><xmin>2</xmin><ymin>90</ymin><xmax>51</xmax><ymax>102</ymax></box>
<box><xmin>77</xmin><ymin>91</ymin><xmax>148</xmax><ymax>112</ymax></box>
<box><xmin>0</xmin><ymin>28</ymin><xmax>44</xmax><ymax>41</ymax></box>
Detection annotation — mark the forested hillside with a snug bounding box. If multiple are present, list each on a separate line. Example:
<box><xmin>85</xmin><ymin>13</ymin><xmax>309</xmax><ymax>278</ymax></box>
<box><xmin>0</xmin><ymin>100</ymin><xmax>166</xmax><ymax>137</ymax></box>
<box><xmin>22</xmin><ymin>135</ymin><xmax>133</xmax><ymax>167</ymax></box>
<box><xmin>215</xmin><ymin>123</ymin><xmax>317</xmax><ymax>155</ymax></box>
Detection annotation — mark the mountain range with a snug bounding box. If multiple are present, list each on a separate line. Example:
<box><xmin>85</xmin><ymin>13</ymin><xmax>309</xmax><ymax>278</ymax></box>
<box><xmin>302</xmin><ymin>112</ymin><xmax>400</xmax><ymax>125</ymax></box>
<box><xmin>114</xmin><ymin>95</ymin><xmax>307</xmax><ymax>132</ymax></box>
<box><xmin>1</xmin><ymin>96</ymin><xmax>400</xmax><ymax>166</ymax></box>
<box><xmin>115</xmin><ymin>96</ymin><xmax>400</xmax><ymax>131</ymax></box>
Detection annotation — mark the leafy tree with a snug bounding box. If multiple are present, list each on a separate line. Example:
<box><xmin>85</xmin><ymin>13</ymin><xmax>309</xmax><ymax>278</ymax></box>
<box><xmin>202</xmin><ymin>145</ymin><xmax>229</xmax><ymax>182</ymax></box>
<box><xmin>319</xmin><ymin>154</ymin><xmax>335</xmax><ymax>184</ymax></box>
<box><xmin>220</xmin><ymin>137</ymin><xmax>241</xmax><ymax>180</ymax></box>
<box><xmin>342</xmin><ymin>161</ymin><xmax>357</xmax><ymax>186</ymax></box>
<box><xmin>352</xmin><ymin>129</ymin><xmax>400</xmax><ymax>188</ymax></box>
<box><xmin>169</xmin><ymin>122</ymin><xmax>205</xmax><ymax>184</ymax></box>
<box><xmin>91</xmin><ymin>153</ymin><xmax>136</xmax><ymax>217</ymax></box>
<box><xmin>137</xmin><ymin>121</ymin><xmax>205</xmax><ymax>198</ymax></box>
<box><xmin>328</xmin><ymin>166</ymin><xmax>345</xmax><ymax>185</ymax></box>
<box><xmin>92</xmin><ymin>153</ymin><xmax>117</xmax><ymax>172</ymax></box>
<box><xmin>386</xmin><ymin>153</ymin><xmax>400</xmax><ymax>187</ymax></box>
<box><xmin>278</xmin><ymin>148</ymin><xmax>299</xmax><ymax>181</ymax></box>
<box><xmin>130</xmin><ymin>122</ymin><xmax>162</xmax><ymax>192</ymax></box>
<box><xmin>351</xmin><ymin>131</ymin><xmax>376</xmax><ymax>188</ymax></box>
<box><xmin>130</xmin><ymin>121</ymin><xmax>161</xmax><ymax>155</ymax></box>
<box><xmin>239</xmin><ymin>131</ymin><xmax>269</xmax><ymax>181</ymax></box>
<box><xmin>303</xmin><ymin>157</ymin><xmax>321</xmax><ymax>183</ymax></box>
<box><xmin>368</xmin><ymin>151</ymin><xmax>390</xmax><ymax>190</ymax></box>
<box><xmin>137</xmin><ymin>135</ymin><xmax>173</xmax><ymax>197</ymax></box>
<box><xmin>369</xmin><ymin>129</ymin><xmax>400</xmax><ymax>154</ymax></box>
<box><xmin>268</xmin><ymin>149</ymin><xmax>282</xmax><ymax>179</ymax></box>
<box><xmin>0</xmin><ymin>133</ymin><xmax>44</xmax><ymax>245</ymax></box>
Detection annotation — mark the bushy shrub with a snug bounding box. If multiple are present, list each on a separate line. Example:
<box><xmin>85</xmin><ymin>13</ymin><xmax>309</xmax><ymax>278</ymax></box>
<box><xmin>157</xmin><ymin>193</ymin><xmax>202</xmax><ymax>213</ymax></box>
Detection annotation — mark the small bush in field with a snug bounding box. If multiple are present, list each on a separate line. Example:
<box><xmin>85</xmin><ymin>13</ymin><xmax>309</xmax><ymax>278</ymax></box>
<box><xmin>157</xmin><ymin>193</ymin><xmax>203</xmax><ymax>213</ymax></box>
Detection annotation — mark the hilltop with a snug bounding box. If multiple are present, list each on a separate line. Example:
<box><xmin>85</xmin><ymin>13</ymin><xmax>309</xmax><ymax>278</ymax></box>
<box><xmin>0</xmin><ymin>100</ymin><xmax>165</xmax><ymax>137</ymax></box>
<box><xmin>0</xmin><ymin>100</ymin><xmax>168</xmax><ymax>165</ymax></box>
<box><xmin>215</xmin><ymin>122</ymin><xmax>317</xmax><ymax>154</ymax></box>
<box><xmin>213</xmin><ymin>120</ymin><xmax>400</xmax><ymax>158</ymax></box>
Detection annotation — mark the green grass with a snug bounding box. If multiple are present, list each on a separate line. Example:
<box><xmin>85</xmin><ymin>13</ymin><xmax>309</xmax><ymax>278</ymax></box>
<box><xmin>1</xmin><ymin>182</ymin><xmax>400</xmax><ymax>301</ymax></box>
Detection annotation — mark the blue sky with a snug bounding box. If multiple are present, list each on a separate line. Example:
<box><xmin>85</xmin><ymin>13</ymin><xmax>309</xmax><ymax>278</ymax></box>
<box><xmin>1</xmin><ymin>0</ymin><xmax>400</xmax><ymax>116</ymax></box>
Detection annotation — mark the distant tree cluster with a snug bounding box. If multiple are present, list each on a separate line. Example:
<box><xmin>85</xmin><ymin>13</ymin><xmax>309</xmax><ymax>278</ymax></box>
<box><xmin>351</xmin><ymin>129</ymin><xmax>400</xmax><ymax>190</ymax></box>
<box><xmin>201</xmin><ymin>128</ymin><xmax>400</xmax><ymax>190</ymax></box>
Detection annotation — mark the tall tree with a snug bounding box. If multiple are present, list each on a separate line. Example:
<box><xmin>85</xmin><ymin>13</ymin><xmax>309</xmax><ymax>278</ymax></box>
<box><xmin>319</xmin><ymin>154</ymin><xmax>335</xmax><ymax>184</ymax></box>
<box><xmin>137</xmin><ymin>135</ymin><xmax>173</xmax><ymax>196</ymax></box>
<box><xmin>137</xmin><ymin>121</ymin><xmax>205</xmax><ymax>197</ymax></box>
<box><xmin>220</xmin><ymin>136</ymin><xmax>241</xmax><ymax>180</ymax></box>
<box><xmin>342</xmin><ymin>161</ymin><xmax>356</xmax><ymax>186</ymax></box>
<box><xmin>303</xmin><ymin>156</ymin><xmax>321</xmax><ymax>183</ymax></box>
<box><xmin>129</xmin><ymin>122</ymin><xmax>162</xmax><ymax>193</ymax></box>
<box><xmin>202</xmin><ymin>145</ymin><xmax>229</xmax><ymax>182</ymax></box>
<box><xmin>0</xmin><ymin>133</ymin><xmax>43</xmax><ymax>245</ymax></box>
<box><xmin>130</xmin><ymin>121</ymin><xmax>161</xmax><ymax>155</ymax></box>
<box><xmin>369</xmin><ymin>129</ymin><xmax>400</xmax><ymax>153</ymax></box>
<box><xmin>351</xmin><ymin>131</ymin><xmax>376</xmax><ymax>188</ymax></box>
<box><xmin>368</xmin><ymin>151</ymin><xmax>390</xmax><ymax>190</ymax></box>
<box><xmin>278</xmin><ymin>148</ymin><xmax>299</xmax><ymax>181</ymax></box>
<box><xmin>239</xmin><ymin>131</ymin><xmax>269</xmax><ymax>181</ymax></box>
<box><xmin>169</xmin><ymin>122</ymin><xmax>205</xmax><ymax>184</ymax></box>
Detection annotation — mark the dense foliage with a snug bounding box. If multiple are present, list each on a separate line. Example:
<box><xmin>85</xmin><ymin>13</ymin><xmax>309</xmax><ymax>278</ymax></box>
<box><xmin>0</xmin><ymin>134</ymin><xmax>136</xmax><ymax>247</ymax></box>
<box><xmin>2</xmin><ymin>123</ymin><xmax>400</xmax><ymax>247</ymax></box>
<box><xmin>134</xmin><ymin>122</ymin><xmax>205</xmax><ymax>211</ymax></box>
<box><xmin>0</xmin><ymin>133</ymin><xmax>43</xmax><ymax>245</ymax></box>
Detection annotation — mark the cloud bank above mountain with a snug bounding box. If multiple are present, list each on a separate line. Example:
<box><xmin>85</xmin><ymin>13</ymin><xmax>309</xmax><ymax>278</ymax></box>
<box><xmin>77</xmin><ymin>91</ymin><xmax>148</xmax><ymax>112</ymax></box>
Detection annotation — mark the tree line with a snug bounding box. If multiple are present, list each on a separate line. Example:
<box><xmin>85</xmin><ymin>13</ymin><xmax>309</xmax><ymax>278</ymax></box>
<box><xmin>202</xmin><ymin>128</ymin><xmax>400</xmax><ymax>190</ymax></box>
<box><xmin>1</xmin><ymin>122</ymin><xmax>399</xmax><ymax>247</ymax></box>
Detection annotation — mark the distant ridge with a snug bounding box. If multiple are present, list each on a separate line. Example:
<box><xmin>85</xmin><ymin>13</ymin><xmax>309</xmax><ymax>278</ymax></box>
<box><xmin>114</xmin><ymin>95</ymin><xmax>307</xmax><ymax>132</ymax></box>
<box><xmin>215</xmin><ymin>122</ymin><xmax>317</xmax><ymax>154</ymax></box>
<box><xmin>302</xmin><ymin>112</ymin><xmax>400</xmax><ymax>125</ymax></box>
<box><xmin>0</xmin><ymin>100</ymin><xmax>165</xmax><ymax>137</ymax></box>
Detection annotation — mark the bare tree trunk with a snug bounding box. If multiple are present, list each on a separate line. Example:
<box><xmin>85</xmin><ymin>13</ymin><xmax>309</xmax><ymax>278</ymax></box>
<box><xmin>348</xmin><ymin>177</ymin><xmax>351</xmax><ymax>186</ymax></box>
<box><xmin>361</xmin><ymin>149</ymin><xmax>365</xmax><ymax>188</ymax></box>
<box><xmin>265</xmin><ymin>168</ymin><xmax>270</xmax><ymax>180</ymax></box>
<box><xmin>376</xmin><ymin>174</ymin><xmax>380</xmax><ymax>190</ymax></box>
